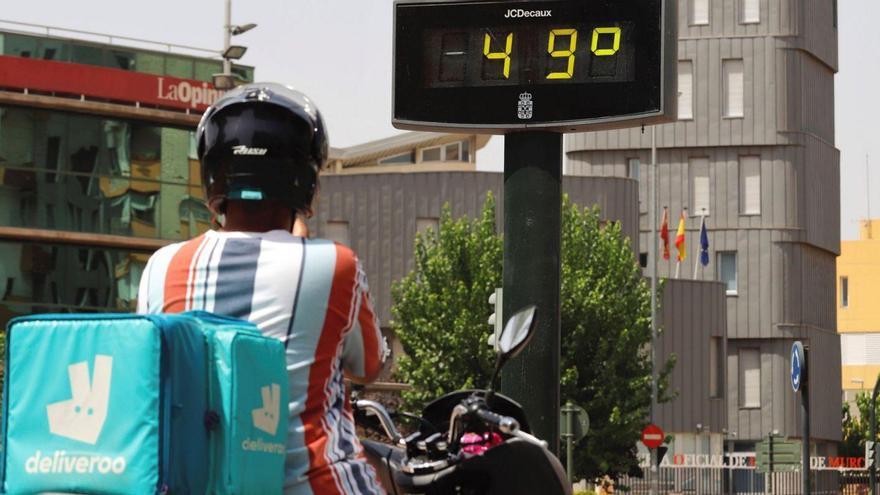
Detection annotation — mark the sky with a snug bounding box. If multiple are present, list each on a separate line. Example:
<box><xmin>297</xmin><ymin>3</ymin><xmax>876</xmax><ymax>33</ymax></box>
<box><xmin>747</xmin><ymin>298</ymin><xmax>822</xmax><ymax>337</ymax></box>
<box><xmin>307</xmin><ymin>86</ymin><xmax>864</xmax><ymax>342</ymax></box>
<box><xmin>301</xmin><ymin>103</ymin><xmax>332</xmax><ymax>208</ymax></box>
<box><xmin>1</xmin><ymin>0</ymin><xmax>876</xmax><ymax>240</ymax></box>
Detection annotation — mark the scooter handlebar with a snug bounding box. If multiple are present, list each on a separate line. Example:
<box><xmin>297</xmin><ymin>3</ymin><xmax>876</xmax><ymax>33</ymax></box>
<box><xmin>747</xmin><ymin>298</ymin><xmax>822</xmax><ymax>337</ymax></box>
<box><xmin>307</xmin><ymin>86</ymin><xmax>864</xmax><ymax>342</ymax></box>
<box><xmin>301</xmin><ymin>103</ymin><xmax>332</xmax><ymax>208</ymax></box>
<box><xmin>474</xmin><ymin>408</ymin><xmax>520</xmax><ymax>434</ymax></box>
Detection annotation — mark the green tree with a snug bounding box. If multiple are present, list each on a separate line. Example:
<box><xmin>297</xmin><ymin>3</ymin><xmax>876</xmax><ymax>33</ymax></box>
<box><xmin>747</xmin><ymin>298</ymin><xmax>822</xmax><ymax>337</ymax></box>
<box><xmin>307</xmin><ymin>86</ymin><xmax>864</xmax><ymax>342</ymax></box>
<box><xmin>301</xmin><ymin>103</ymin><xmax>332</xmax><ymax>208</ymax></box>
<box><xmin>391</xmin><ymin>193</ymin><xmax>673</xmax><ymax>478</ymax></box>
<box><xmin>392</xmin><ymin>193</ymin><xmax>503</xmax><ymax>409</ymax></box>
<box><xmin>559</xmin><ymin>198</ymin><xmax>674</xmax><ymax>478</ymax></box>
<box><xmin>841</xmin><ymin>391</ymin><xmax>880</xmax><ymax>457</ymax></box>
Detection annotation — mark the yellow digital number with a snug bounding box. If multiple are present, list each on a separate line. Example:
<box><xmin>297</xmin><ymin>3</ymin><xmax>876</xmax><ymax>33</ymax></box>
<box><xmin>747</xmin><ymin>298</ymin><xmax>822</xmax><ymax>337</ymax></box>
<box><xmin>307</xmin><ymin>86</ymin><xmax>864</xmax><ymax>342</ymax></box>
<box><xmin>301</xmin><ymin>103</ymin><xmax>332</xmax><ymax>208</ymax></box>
<box><xmin>591</xmin><ymin>27</ymin><xmax>621</xmax><ymax>56</ymax></box>
<box><xmin>546</xmin><ymin>29</ymin><xmax>578</xmax><ymax>80</ymax></box>
<box><xmin>483</xmin><ymin>32</ymin><xmax>514</xmax><ymax>79</ymax></box>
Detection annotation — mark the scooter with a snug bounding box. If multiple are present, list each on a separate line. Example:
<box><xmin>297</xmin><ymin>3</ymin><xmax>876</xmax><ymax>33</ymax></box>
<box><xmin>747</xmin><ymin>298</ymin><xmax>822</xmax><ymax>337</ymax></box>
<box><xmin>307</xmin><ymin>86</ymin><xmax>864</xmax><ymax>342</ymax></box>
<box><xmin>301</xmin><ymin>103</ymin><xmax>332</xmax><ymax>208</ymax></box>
<box><xmin>354</xmin><ymin>306</ymin><xmax>572</xmax><ymax>495</ymax></box>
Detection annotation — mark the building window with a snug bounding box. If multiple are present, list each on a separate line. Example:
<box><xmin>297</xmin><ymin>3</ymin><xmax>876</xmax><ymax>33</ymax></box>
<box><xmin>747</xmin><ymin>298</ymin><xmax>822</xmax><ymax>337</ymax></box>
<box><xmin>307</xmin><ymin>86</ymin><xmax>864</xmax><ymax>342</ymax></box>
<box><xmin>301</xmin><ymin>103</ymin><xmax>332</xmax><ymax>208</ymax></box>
<box><xmin>740</xmin><ymin>0</ymin><xmax>760</xmax><ymax>24</ymax></box>
<box><xmin>628</xmin><ymin>158</ymin><xmax>646</xmax><ymax>213</ymax></box>
<box><xmin>739</xmin><ymin>156</ymin><xmax>761</xmax><ymax>215</ymax></box>
<box><xmin>718</xmin><ymin>252</ymin><xmax>738</xmax><ymax>295</ymax></box>
<box><xmin>710</xmin><ymin>337</ymin><xmax>723</xmax><ymax>398</ymax></box>
<box><xmin>723</xmin><ymin>60</ymin><xmax>745</xmax><ymax>118</ymax></box>
<box><xmin>445</xmin><ymin>143</ymin><xmax>461</xmax><ymax>161</ymax></box>
<box><xmin>740</xmin><ymin>348</ymin><xmax>761</xmax><ymax>408</ymax></box>
<box><xmin>690</xmin><ymin>157</ymin><xmax>710</xmax><ymax>216</ymax></box>
<box><xmin>627</xmin><ymin>158</ymin><xmax>640</xmax><ymax>180</ymax></box>
<box><xmin>690</xmin><ymin>0</ymin><xmax>709</xmax><ymax>25</ymax></box>
<box><xmin>325</xmin><ymin>221</ymin><xmax>350</xmax><ymax>247</ymax></box>
<box><xmin>841</xmin><ymin>276</ymin><xmax>849</xmax><ymax>308</ymax></box>
<box><xmin>419</xmin><ymin>141</ymin><xmax>470</xmax><ymax>163</ymax></box>
<box><xmin>421</xmin><ymin>146</ymin><xmax>442</xmax><ymax>162</ymax></box>
<box><xmin>379</xmin><ymin>151</ymin><xmax>415</xmax><ymax>165</ymax></box>
<box><xmin>678</xmin><ymin>61</ymin><xmax>694</xmax><ymax>120</ymax></box>
<box><xmin>639</xmin><ymin>252</ymin><xmax>648</xmax><ymax>268</ymax></box>
<box><xmin>841</xmin><ymin>333</ymin><xmax>880</xmax><ymax>366</ymax></box>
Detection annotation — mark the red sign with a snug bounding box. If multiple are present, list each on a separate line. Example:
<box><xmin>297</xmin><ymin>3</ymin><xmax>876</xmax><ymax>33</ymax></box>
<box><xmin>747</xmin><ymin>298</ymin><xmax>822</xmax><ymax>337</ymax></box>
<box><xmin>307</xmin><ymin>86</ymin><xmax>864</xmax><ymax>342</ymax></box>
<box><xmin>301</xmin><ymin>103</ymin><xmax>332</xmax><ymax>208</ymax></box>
<box><xmin>0</xmin><ymin>55</ymin><xmax>223</xmax><ymax>112</ymax></box>
<box><xmin>641</xmin><ymin>424</ymin><xmax>664</xmax><ymax>449</ymax></box>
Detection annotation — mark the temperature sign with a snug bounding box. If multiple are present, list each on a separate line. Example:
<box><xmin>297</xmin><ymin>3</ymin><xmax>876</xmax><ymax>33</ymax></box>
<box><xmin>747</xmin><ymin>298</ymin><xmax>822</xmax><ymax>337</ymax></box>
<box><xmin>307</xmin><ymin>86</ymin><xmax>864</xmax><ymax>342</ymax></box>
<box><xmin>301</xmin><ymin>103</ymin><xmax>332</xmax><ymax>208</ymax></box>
<box><xmin>393</xmin><ymin>0</ymin><xmax>677</xmax><ymax>133</ymax></box>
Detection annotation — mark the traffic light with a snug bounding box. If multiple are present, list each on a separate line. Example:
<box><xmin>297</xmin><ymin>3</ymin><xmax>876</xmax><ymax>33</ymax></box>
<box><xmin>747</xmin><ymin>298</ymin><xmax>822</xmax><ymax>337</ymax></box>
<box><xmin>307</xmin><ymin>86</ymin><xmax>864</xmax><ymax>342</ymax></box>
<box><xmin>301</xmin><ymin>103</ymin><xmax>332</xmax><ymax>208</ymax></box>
<box><xmin>487</xmin><ymin>288</ymin><xmax>503</xmax><ymax>350</ymax></box>
<box><xmin>867</xmin><ymin>441</ymin><xmax>877</xmax><ymax>469</ymax></box>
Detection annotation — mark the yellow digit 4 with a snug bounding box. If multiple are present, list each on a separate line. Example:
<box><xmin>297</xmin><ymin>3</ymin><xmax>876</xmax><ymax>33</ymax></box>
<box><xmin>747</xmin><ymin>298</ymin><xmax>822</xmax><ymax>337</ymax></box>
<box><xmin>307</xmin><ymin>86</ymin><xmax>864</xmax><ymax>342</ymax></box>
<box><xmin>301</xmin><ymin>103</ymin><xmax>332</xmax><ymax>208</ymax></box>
<box><xmin>591</xmin><ymin>27</ymin><xmax>622</xmax><ymax>56</ymax></box>
<box><xmin>483</xmin><ymin>32</ymin><xmax>514</xmax><ymax>79</ymax></box>
<box><xmin>546</xmin><ymin>29</ymin><xmax>578</xmax><ymax>80</ymax></box>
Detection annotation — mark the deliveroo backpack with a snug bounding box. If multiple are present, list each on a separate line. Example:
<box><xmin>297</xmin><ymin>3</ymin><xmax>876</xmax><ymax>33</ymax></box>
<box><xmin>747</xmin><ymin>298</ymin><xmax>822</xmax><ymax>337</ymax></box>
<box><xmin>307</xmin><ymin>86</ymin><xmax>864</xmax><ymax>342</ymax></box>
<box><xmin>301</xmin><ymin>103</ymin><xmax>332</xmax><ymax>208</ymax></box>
<box><xmin>0</xmin><ymin>312</ymin><xmax>288</xmax><ymax>495</ymax></box>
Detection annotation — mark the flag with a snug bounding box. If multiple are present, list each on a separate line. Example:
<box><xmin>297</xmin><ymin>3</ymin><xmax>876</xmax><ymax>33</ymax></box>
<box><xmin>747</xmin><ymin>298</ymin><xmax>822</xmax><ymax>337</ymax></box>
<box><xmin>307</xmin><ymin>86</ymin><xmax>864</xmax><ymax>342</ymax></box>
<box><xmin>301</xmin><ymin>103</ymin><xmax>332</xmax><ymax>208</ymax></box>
<box><xmin>699</xmin><ymin>216</ymin><xmax>710</xmax><ymax>267</ymax></box>
<box><xmin>675</xmin><ymin>211</ymin><xmax>687</xmax><ymax>262</ymax></box>
<box><xmin>660</xmin><ymin>207</ymin><xmax>670</xmax><ymax>260</ymax></box>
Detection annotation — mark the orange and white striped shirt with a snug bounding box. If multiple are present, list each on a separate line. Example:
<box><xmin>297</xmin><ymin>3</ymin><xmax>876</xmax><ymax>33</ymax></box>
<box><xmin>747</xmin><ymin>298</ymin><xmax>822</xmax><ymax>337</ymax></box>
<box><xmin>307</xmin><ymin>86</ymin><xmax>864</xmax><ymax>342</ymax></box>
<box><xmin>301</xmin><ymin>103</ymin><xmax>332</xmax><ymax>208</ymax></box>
<box><xmin>137</xmin><ymin>229</ymin><xmax>387</xmax><ymax>495</ymax></box>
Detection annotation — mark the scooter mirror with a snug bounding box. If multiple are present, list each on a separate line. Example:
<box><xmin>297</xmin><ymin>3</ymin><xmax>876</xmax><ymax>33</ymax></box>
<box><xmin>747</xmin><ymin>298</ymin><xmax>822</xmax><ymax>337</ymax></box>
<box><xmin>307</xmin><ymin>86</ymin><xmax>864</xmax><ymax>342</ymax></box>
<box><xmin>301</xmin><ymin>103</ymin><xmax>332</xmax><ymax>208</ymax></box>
<box><xmin>497</xmin><ymin>305</ymin><xmax>537</xmax><ymax>360</ymax></box>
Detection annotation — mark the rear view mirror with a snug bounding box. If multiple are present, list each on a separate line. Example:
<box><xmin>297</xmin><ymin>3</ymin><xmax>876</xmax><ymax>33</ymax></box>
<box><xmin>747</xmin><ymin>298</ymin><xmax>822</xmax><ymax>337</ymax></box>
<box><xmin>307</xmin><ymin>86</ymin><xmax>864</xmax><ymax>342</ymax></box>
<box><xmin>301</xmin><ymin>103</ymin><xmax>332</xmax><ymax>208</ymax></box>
<box><xmin>497</xmin><ymin>305</ymin><xmax>537</xmax><ymax>361</ymax></box>
<box><xmin>485</xmin><ymin>305</ymin><xmax>538</xmax><ymax>393</ymax></box>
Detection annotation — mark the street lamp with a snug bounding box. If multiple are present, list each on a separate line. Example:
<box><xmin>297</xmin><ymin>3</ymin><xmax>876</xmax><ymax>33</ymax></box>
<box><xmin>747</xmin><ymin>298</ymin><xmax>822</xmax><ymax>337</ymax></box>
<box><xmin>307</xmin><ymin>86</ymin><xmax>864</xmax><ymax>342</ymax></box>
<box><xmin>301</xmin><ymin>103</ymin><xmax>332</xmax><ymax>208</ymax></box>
<box><xmin>213</xmin><ymin>0</ymin><xmax>256</xmax><ymax>90</ymax></box>
<box><xmin>231</xmin><ymin>23</ymin><xmax>257</xmax><ymax>36</ymax></box>
<box><xmin>222</xmin><ymin>45</ymin><xmax>248</xmax><ymax>61</ymax></box>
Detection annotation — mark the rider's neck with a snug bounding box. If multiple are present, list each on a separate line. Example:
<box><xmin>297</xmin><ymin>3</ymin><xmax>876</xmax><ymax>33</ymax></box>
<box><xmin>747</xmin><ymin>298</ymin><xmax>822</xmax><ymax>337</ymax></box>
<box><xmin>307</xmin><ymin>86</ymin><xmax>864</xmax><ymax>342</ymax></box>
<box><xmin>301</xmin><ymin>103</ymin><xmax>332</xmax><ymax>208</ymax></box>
<box><xmin>221</xmin><ymin>200</ymin><xmax>295</xmax><ymax>234</ymax></box>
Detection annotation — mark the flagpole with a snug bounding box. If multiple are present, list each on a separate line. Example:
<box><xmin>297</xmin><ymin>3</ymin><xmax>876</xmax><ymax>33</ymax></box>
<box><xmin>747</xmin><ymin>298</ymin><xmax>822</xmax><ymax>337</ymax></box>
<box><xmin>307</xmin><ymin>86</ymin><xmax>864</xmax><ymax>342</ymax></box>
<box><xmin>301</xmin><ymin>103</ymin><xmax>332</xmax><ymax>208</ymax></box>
<box><xmin>649</xmin><ymin>126</ymin><xmax>659</xmax><ymax>495</ymax></box>
<box><xmin>693</xmin><ymin>214</ymin><xmax>703</xmax><ymax>279</ymax></box>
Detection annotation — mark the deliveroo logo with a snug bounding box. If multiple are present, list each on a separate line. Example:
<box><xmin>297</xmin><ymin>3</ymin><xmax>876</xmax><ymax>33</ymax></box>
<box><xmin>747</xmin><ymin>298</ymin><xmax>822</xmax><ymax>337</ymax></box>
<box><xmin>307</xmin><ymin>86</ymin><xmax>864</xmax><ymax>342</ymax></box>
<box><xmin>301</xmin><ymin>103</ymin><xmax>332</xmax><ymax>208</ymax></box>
<box><xmin>46</xmin><ymin>355</ymin><xmax>113</xmax><ymax>445</ymax></box>
<box><xmin>242</xmin><ymin>383</ymin><xmax>285</xmax><ymax>455</ymax></box>
<box><xmin>251</xmin><ymin>383</ymin><xmax>281</xmax><ymax>436</ymax></box>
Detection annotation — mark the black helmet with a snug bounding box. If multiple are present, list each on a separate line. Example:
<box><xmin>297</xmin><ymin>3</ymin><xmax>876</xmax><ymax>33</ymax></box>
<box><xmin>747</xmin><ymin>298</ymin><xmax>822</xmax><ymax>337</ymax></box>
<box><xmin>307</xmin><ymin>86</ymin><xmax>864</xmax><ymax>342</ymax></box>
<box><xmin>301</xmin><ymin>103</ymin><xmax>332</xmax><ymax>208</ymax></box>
<box><xmin>196</xmin><ymin>82</ymin><xmax>329</xmax><ymax>216</ymax></box>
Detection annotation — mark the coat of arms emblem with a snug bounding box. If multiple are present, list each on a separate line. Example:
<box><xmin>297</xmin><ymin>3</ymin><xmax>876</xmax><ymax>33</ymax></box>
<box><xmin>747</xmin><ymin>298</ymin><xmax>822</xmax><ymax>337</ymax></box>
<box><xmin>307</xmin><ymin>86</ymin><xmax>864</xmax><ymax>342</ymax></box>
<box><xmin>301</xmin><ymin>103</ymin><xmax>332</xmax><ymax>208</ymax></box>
<box><xmin>517</xmin><ymin>92</ymin><xmax>533</xmax><ymax>120</ymax></box>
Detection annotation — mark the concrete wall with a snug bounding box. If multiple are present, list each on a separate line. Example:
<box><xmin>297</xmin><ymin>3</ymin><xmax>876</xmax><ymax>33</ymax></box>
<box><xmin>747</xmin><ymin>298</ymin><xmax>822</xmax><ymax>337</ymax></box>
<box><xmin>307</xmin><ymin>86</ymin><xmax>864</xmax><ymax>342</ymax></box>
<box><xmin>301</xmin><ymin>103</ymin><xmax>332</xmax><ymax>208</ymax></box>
<box><xmin>654</xmin><ymin>279</ymin><xmax>728</xmax><ymax>435</ymax></box>
<box><xmin>726</xmin><ymin>332</ymin><xmax>841</xmax><ymax>444</ymax></box>
<box><xmin>307</xmin><ymin>172</ymin><xmax>639</xmax><ymax>326</ymax></box>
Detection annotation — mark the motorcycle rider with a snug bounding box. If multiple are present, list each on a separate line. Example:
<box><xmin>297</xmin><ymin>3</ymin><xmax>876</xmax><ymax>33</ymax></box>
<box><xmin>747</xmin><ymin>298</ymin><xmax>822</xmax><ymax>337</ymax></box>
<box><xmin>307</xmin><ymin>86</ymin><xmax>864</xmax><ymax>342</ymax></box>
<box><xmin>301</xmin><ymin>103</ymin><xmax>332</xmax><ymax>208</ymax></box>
<box><xmin>137</xmin><ymin>83</ymin><xmax>387</xmax><ymax>495</ymax></box>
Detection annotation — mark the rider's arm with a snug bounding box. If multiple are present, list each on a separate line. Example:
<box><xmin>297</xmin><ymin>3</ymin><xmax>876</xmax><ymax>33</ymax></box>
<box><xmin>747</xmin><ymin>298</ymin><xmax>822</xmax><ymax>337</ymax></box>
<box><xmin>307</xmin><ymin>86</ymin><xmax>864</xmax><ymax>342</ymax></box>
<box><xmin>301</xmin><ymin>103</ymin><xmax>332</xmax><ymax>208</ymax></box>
<box><xmin>341</xmin><ymin>258</ymin><xmax>389</xmax><ymax>384</ymax></box>
<box><xmin>135</xmin><ymin>256</ymin><xmax>153</xmax><ymax>314</ymax></box>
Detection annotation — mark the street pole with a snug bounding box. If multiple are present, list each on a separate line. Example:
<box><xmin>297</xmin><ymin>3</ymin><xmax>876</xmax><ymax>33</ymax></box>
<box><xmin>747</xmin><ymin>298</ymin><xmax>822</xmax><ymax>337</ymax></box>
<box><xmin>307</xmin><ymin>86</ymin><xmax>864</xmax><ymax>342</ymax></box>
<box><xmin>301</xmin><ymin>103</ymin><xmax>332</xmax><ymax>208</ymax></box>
<box><xmin>223</xmin><ymin>0</ymin><xmax>232</xmax><ymax>75</ymax></box>
<box><xmin>871</xmin><ymin>373</ymin><xmax>880</xmax><ymax>494</ymax></box>
<box><xmin>649</xmin><ymin>125</ymin><xmax>659</xmax><ymax>495</ymax></box>
<box><xmin>727</xmin><ymin>435</ymin><xmax>735</xmax><ymax>495</ymax></box>
<box><xmin>500</xmin><ymin>131</ymin><xmax>562</xmax><ymax>455</ymax></box>
<box><xmin>802</xmin><ymin>346</ymin><xmax>810</xmax><ymax>495</ymax></box>
<box><xmin>563</xmin><ymin>402</ymin><xmax>575</xmax><ymax>483</ymax></box>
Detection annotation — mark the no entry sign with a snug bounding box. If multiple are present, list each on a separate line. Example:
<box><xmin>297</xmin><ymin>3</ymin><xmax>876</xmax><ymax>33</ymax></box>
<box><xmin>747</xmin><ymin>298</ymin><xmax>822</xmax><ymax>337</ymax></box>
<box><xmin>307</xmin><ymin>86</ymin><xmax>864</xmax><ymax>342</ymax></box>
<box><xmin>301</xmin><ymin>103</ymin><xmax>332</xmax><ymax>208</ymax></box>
<box><xmin>642</xmin><ymin>424</ymin><xmax>664</xmax><ymax>449</ymax></box>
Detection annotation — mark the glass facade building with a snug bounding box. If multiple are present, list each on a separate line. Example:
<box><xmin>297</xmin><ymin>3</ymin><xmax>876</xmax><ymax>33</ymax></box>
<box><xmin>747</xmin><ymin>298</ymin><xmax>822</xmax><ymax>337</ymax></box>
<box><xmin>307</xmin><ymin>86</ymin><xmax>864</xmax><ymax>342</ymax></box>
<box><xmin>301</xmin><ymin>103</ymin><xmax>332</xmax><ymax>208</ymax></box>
<box><xmin>0</xmin><ymin>29</ymin><xmax>252</xmax><ymax>324</ymax></box>
<box><xmin>0</xmin><ymin>31</ymin><xmax>254</xmax><ymax>82</ymax></box>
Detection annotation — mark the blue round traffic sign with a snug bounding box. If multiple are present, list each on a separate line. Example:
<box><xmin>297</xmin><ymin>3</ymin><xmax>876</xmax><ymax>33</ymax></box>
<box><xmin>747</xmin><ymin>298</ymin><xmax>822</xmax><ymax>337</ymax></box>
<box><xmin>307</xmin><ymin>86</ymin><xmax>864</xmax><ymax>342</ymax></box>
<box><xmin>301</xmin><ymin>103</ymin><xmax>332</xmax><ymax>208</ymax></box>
<box><xmin>791</xmin><ymin>341</ymin><xmax>805</xmax><ymax>393</ymax></box>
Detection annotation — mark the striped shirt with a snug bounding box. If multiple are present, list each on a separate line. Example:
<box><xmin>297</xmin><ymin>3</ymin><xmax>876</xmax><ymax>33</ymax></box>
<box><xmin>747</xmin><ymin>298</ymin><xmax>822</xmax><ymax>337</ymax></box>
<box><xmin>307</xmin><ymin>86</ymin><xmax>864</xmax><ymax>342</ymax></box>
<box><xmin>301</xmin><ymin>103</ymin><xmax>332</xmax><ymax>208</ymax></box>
<box><xmin>137</xmin><ymin>229</ymin><xmax>387</xmax><ymax>495</ymax></box>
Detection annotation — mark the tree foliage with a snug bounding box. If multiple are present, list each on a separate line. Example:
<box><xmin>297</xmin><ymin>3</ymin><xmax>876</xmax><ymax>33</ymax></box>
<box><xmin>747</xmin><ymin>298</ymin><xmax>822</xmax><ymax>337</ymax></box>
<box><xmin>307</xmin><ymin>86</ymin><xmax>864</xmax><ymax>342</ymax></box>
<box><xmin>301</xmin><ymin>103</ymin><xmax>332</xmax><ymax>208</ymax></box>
<box><xmin>559</xmin><ymin>198</ymin><xmax>675</xmax><ymax>478</ymax></box>
<box><xmin>841</xmin><ymin>392</ymin><xmax>880</xmax><ymax>457</ymax></box>
<box><xmin>391</xmin><ymin>193</ymin><xmax>673</xmax><ymax>479</ymax></box>
<box><xmin>392</xmin><ymin>193</ymin><xmax>502</xmax><ymax>408</ymax></box>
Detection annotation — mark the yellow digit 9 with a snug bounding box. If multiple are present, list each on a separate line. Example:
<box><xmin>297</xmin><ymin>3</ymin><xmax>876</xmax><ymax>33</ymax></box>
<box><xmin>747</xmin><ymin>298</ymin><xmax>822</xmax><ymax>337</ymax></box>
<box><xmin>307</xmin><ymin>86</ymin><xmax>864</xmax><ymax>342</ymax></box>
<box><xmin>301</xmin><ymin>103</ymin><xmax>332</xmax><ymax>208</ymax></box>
<box><xmin>591</xmin><ymin>27</ymin><xmax>622</xmax><ymax>56</ymax></box>
<box><xmin>483</xmin><ymin>32</ymin><xmax>514</xmax><ymax>79</ymax></box>
<box><xmin>546</xmin><ymin>29</ymin><xmax>578</xmax><ymax>80</ymax></box>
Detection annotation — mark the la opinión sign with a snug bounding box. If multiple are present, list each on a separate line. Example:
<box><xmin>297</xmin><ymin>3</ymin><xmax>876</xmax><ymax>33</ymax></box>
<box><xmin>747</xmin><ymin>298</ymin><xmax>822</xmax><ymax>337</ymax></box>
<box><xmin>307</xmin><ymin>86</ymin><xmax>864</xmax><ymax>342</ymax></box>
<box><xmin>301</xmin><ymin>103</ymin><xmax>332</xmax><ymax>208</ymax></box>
<box><xmin>0</xmin><ymin>55</ymin><xmax>224</xmax><ymax>112</ymax></box>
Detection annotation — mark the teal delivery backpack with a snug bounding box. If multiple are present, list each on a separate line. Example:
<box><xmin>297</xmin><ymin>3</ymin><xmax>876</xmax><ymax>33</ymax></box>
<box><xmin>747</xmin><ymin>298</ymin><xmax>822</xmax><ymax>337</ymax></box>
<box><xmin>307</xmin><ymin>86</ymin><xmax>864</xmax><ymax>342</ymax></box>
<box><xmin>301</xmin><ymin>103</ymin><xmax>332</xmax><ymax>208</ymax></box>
<box><xmin>0</xmin><ymin>312</ymin><xmax>288</xmax><ymax>495</ymax></box>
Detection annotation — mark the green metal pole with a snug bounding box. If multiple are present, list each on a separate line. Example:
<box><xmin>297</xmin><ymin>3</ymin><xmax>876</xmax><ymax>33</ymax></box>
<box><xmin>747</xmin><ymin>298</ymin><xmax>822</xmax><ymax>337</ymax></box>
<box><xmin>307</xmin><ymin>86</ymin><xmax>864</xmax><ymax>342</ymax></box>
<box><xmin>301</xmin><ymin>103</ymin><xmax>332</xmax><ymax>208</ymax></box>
<box><xmin>500</xmin><ymin>131</ymin><xmax>562</xmax><ymax>455</ymax></box>
<box><xmin>562</xmin><ymin>402</ymin><xmax>574</xmax><ymax>483</ymax></box>
<box><xmin>872</xmin><ymin>373</ymin><xmax>880</xmax><ymax>494</ymax></box>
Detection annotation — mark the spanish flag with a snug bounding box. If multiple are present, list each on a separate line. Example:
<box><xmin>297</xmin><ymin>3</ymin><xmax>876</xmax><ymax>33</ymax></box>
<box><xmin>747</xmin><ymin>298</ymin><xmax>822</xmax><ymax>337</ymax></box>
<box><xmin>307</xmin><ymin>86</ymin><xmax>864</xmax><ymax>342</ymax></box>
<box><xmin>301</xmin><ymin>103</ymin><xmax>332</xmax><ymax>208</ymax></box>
<box><xmin>675</xmin><ymin>211</ymin><xmax>687</xmax><ymax>262</ymax></box>
<box><xmin>660</xmin><ymin>207</ymin><xmax>670</xmax><ymax>260</ymax></box>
